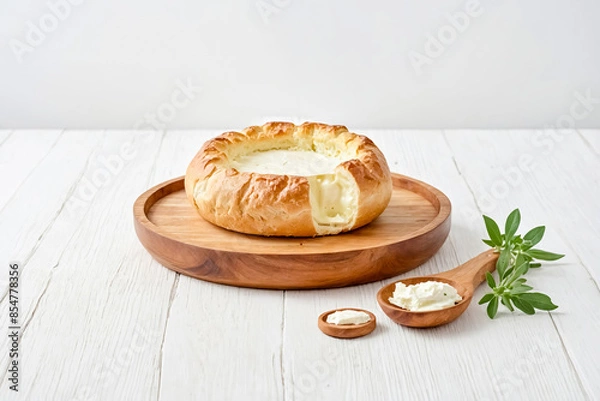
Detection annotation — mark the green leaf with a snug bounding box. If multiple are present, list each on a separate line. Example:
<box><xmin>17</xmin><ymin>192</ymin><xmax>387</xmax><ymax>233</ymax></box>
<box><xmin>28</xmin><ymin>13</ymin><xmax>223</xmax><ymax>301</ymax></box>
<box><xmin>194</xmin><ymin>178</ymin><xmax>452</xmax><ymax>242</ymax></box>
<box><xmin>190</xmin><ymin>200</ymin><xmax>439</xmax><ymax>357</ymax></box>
<box><xmin>519</xmin><ymin>293</ymin><xmax>558</xmax><ymax>311</ymax></box>
<box><xmin>501</xmin><ymin>267</ymin><xmax>514</xmax><ymax>285</ymax></box>
<box><xmin>513</xmin><ymin>261</ymin><xmax>529</xmax><ymax>279</ymax></box>
<box><xmin>513</xmin><ymin>297</ymin><xmax>535</xmax><ymax>315</ymax></box>
<box><xmin>509</xmin><ymin>284</ymin><xmax>534</xmax><ymax>294</ymax></box>
<box><xmin>487</xmin><ymin>296</ymin><xmax>499</xmax><ymax>319</ymax></box>
<box><xmin>515</xmin><ymin>252</ymin><xmax>527</xmax><ymax>266</ymax></box>
<box><xmin>529</xmin><ymin>262</ymin><xmax>542</xmax><ymax>268</ymax></box>
<box><xmin>485</xmin><ymin>272</ymin><xmax>497</xmax><ymax>288</ymax></box>
<box><xmin>482</xmin><ymin>239</ymin><xmax>496</xmax><ymax>247</ymax></box>
<box><xmin>483</xmin><ymin>215</ymin><xmax>503</xmax><ymax>246</ymax></box>
<box><xmin>501</xmin><ymin>294</ymin><xmax>515</xmax><ymax>312</ymax></box>
<box><xmin>528</xmin><ymin>249</ymin><xmax>565</xmax><ymax>261</ymax></box>
<box><xmin>523</xmin><ymin>226</ymin><xmax>545</xmax><ymax>247</ymax></box>
<box><xmin>504</xmin><ymin>209</ymin><xmax>521</xmax><ymax>241</ymax></box>
<box><xmin>505</xmin><ymin>261</ymin><xmax>530</xmax><ymax>286</ymax></box>
<box><xmin>479</xmin><ymin>293</ymin><xmax>495</xmax><ymax>305</ymax></box>
<box><xmin>497</xmin><ymin>248</ymin><xmax>511</xmax><ymax>281</ymax></box>
<box><xmin>515</xmin><ymin>253</ymin><xmax>529</xmax><ymax>274</ymax></box>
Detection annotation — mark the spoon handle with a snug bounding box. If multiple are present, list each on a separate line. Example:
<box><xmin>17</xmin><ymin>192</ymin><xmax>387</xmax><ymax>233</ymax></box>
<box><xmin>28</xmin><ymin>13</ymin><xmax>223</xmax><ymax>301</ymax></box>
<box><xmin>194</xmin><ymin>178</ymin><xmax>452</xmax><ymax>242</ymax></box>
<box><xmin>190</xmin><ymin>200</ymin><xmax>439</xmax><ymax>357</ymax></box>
<box><xmin>436</xmin><ymin>249</ymin><xmax>499</xmax><ymax>289</ymax></box>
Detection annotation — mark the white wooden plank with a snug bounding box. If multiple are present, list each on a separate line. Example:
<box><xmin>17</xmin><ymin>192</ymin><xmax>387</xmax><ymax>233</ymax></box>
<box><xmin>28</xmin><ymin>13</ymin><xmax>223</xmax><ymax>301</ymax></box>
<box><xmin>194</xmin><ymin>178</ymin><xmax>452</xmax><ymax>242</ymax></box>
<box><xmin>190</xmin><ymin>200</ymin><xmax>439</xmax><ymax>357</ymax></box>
<box><xmin>0</xmin><ymin>131</ymin><xmax>99</xmax><ymax>296</ymax></box>
<box><xmin>0</xmin><ymin>130</ymin><xmax>63</xmax><ymax>210</ymax></box>
<box><xmin>445</xmin><ymin>129</ymin><xmax>600</xmax><ymax>399</ymax></box>
<box><xmin>579</xmin><ymin>129</ymin><xmax>600</xmax><ymax>155</ymax></box>
<box><xmin>282</xmin><ymin>131</ymin><xmax>587</xmax><ymax>401</ymax></box>
<box><xmin>0</xmin><ymin>130</ymin><xmax>12</xmax><ymax>145</ymax></box>
<box><xmin>0</xmin><ymin>131</ymin><xmax>171</xmax><ymax>401</ymax></box>
<box><xmin>0</xmin><ymin>130</ymin><xmax>100</xmax><ymax>394</ymax></box>
<box><xmin>154</xmin><ymin>131</ymin><xmax>285</xmax><ymax>400</ymax></box>
<box><xmin>160</xmin><ymin>280</ymin><xmax>285</xmax><ymax>400</ymax></box>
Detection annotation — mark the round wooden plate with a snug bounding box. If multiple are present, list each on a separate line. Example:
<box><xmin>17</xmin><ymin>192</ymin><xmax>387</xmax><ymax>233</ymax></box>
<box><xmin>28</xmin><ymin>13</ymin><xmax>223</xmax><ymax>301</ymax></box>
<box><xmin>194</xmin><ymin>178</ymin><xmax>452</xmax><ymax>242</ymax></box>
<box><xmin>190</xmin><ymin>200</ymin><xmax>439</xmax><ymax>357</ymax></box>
<box><xmin>133</xmin><ymin>173</ymin><xmax>451</xmax><ymax>289</ymax></box>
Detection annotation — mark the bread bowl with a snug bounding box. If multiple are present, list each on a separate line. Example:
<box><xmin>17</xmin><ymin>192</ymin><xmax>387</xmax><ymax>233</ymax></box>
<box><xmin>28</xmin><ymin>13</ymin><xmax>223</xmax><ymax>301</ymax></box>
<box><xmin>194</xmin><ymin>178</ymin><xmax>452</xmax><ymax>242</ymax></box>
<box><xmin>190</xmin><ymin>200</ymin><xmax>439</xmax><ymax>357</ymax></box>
<box><xmin>184</xmin><ymin>122</ymin><xmax>392</xmax><ymax>237</ymax></box>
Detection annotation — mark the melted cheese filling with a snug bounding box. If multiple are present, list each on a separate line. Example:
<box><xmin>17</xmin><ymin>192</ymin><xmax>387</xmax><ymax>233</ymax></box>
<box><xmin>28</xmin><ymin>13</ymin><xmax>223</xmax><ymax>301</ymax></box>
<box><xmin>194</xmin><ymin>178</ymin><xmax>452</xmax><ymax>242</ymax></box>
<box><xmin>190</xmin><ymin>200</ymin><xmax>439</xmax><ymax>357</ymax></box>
<box><xmin>230</xmin><ymin>149</ymin><xmax>359</xmax><ymax>234</ymax></box>
<box><xmin>231</xmin><ymin>149</ymin><xmax>342</xmax><ymax>176</ymax></box>
<box><xmin>307</xmin><ymin>172</ymin><xmax>356</xmax><ymax>230</ymax></box>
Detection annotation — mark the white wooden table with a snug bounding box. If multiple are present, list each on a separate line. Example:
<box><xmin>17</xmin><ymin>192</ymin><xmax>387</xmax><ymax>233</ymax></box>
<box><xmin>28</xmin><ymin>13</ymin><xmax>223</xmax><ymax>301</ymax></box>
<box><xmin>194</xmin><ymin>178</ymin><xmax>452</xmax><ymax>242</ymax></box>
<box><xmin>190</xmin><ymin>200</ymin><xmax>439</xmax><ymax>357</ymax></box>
<box><xmin>1</xmin><ymin>130</ymin><xmax>599</xmax><ymax>401</ymax></box>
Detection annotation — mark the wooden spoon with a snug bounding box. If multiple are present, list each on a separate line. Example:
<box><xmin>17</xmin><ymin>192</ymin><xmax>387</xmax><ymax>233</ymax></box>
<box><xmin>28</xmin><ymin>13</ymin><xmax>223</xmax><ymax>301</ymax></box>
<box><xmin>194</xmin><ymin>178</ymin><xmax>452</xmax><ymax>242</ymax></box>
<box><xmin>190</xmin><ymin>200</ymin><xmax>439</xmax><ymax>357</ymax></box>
<box><xmin>377</xmin><ymin>249</ymin><xmax>499</xmax><ymax>328</ymax></box>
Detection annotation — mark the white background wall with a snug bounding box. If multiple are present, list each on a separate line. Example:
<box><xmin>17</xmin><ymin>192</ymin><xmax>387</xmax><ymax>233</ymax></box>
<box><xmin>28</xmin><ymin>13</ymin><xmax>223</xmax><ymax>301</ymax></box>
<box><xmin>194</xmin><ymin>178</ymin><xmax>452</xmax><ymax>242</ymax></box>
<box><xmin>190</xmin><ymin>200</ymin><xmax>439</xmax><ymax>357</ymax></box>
<box><xmin>1</xmin><ymin>0</ymin><xmax>599</xmax><ymax>129</ymax></box>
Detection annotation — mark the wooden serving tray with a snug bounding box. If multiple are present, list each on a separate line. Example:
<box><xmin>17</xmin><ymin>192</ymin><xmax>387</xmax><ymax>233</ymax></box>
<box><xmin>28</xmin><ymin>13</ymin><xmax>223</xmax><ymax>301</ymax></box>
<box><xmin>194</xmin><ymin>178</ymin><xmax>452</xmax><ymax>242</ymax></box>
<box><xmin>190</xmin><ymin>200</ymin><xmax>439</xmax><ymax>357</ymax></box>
<box><xmin>133</xmin><ymin>174</ymin><xmax>451</xmax><ymax>289</ymax></box>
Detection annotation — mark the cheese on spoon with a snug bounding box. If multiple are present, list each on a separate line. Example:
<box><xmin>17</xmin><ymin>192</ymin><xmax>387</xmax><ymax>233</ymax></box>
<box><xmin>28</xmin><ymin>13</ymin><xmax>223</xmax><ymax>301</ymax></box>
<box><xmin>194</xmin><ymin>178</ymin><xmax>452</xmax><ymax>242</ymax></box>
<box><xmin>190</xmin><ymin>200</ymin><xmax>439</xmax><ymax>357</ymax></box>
<box><xmin>389</xmin><ymin>281</ymin><xmax>462</xmax><ymax>311</ymax></box>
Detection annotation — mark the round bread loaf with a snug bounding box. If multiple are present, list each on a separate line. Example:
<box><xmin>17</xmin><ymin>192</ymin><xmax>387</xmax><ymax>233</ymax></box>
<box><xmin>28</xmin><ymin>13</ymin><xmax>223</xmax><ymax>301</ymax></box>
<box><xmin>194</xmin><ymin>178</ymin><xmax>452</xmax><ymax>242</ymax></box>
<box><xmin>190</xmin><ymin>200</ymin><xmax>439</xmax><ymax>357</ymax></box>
<box><xmin>184</xmin><ymin>122</ymin><xmax>392</xmax><ymax>237</ymax></box>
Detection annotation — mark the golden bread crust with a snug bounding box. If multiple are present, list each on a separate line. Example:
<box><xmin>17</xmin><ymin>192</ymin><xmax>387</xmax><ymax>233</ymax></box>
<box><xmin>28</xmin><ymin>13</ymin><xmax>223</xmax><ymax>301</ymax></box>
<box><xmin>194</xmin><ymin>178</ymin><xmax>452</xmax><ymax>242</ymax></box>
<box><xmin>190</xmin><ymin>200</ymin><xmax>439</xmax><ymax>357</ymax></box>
<box><xmin>185</xmin><ymin>122</ymin><xmax>392</xmax><ymax>236</ymax></box>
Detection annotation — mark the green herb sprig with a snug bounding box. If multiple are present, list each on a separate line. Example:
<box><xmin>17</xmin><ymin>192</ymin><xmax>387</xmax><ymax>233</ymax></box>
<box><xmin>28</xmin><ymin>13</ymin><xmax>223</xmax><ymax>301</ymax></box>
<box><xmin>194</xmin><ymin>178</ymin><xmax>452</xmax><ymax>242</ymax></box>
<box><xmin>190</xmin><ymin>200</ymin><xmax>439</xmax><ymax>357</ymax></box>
<box><xmin>478</xmin><ymin>209</ymin><xmax>564</xmax><ymax>319</ymax></box>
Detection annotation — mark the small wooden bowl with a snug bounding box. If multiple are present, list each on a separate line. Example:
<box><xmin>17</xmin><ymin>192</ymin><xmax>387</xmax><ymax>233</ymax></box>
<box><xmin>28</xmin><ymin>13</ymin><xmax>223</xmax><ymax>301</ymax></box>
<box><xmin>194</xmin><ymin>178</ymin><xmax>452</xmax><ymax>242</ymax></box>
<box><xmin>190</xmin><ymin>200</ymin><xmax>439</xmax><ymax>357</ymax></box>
<box><xmin>317</xmin><ymin>308</ymin><xmax>377</xmax><ymax>339</ymax></box>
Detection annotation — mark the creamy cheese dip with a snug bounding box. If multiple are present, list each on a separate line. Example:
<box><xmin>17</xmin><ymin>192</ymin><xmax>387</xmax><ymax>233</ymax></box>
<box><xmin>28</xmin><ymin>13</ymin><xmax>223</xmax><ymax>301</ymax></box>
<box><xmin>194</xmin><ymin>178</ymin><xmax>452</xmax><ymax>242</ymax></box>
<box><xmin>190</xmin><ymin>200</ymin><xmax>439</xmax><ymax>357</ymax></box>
<box><xmin>326</xmin><ymin>310</ymin><xmax>371</xmax><ymax>325</ymax></box>
<box><xmin>231</xmin><ymin>149</ymin><xmax>343</xmax><ymax>176</ymax></box>
<box><xmin>389</xmin><ymin>281</ymin><xmax>462</xmax><ymax>312</ymax></box>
